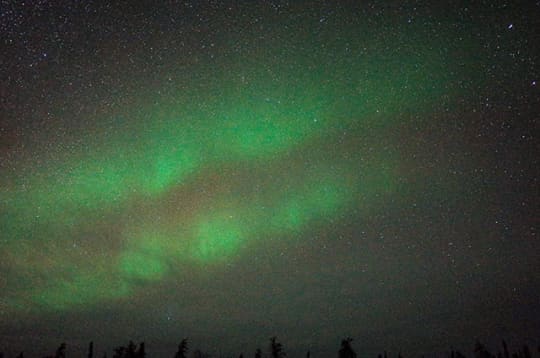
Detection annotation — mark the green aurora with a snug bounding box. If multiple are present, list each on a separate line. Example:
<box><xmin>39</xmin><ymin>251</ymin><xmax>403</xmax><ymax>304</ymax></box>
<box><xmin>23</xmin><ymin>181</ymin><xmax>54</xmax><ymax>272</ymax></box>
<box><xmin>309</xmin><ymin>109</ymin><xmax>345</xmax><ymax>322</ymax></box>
<box><xmin>1</xmin><ymin>22</ymin><xmax>467</xmax><ymax>313</ymax></box>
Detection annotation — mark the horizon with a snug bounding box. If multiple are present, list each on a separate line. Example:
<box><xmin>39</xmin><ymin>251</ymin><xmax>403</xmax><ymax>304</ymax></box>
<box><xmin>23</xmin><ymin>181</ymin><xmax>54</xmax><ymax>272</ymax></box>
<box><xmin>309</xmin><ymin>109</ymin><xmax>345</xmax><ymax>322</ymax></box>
<box><xmin>2</xmin><ymin>336</ymin><xmax>538</xmax><ymax>358</ymax></box>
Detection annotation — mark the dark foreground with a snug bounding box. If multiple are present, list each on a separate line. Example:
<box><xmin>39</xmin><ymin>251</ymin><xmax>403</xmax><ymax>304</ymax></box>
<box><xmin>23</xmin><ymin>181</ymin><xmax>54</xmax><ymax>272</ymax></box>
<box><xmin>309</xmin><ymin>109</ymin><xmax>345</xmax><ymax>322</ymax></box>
<box><xmin>2</xmin><ymin>337</ymin><xmax>539</xmax><ymax>358</ymax></box>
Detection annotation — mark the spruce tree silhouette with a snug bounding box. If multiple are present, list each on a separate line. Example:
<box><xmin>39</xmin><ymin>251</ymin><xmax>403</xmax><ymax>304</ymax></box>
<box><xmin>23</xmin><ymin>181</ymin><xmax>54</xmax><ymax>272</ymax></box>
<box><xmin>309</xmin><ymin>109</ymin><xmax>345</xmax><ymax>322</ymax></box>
<box><xmin>113</xmin><ymin>346</ymin><xmax>126</xmax><ymax>358</ymax></box>
<box><xmin>338</xmin><ymin>338</ymin><xmax>357</xmax><ymax>358</ymax></box>
<box><xmin>239</xmin><ymin>354</ymin><xmax>244</xmax><ymax>358</ymax></box>
<box><xmin>522</xmin><ymin>345</ymin><xmax>531</xmax><ymax>358</ymax></box>
<box><xmin>126</xmin><ymin>341</ymin><xmax>137</xmax><ymax>358</ymax></box>
<box><xmin>306</xmin><ymin>350</ymin><xmax>311</xmax><ymax>358</ymax></box>
<box><xmin>16</xmin><ymin>353</ymin><xmax>23</xmax><ymax>358</ymax></box>
<box><xmin>474</xmin><ymin>341</ymin><xmax>492</xmax><ymax>358</ymax></box>
<box><xmin>254</xmin><ymin>348</ymin><xmax>262</xmax><ymax>358</ymax></box>
<box><xmin>174</xmin><ymin>339</ymin><xmax>188</xmax><ymax>358</ymax></box>
<box><xmin>88</xmin><ymin>341</ymin><xmax>94</xmax><ymax>358</ymax></box>
<box><xmin>270</xmin><ymin>336</ymin><xmax>285</xmax><ymax>358</ymax></box>
<box><xmin>502</xmin><ymin>341</ymin><xmax>510</xmax><ymax>358</ymax></box>
<box><xmin>455</xmin><ymin>351</ymin><xmax>467</xmax><ymax>358</ymax></box>
<box><xmin>137</xmin><ymin>342</ymin><xmax>146</xmax><ymax>358</ymax></box>
<box><xmin>55</xmin><ymin>343</ymin><xmax>66</xmax><ymax>358</ymax></box>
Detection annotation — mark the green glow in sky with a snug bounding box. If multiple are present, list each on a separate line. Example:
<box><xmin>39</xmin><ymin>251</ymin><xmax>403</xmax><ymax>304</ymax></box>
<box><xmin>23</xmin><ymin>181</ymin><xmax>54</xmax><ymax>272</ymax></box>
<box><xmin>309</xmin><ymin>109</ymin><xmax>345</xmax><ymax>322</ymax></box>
<box><xmin>0</xmin><ymin>26</ymin><xmax>457</xmax><ymax>312</ymax></box>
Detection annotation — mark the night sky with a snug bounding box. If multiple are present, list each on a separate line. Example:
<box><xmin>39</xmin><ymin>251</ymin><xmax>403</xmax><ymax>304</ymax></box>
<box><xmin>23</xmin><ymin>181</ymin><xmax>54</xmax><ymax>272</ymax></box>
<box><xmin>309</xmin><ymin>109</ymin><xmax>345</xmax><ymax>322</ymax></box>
<box><xmin>1</xmin><ymin>1</ymin><xmax>539</xmax><ymax>357</ymax></box>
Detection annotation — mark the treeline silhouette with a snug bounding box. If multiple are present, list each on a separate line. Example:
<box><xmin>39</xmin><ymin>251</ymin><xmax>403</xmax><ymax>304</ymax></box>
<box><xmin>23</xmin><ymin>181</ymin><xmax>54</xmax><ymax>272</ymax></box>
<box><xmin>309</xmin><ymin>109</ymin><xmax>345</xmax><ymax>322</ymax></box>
<box><xmin>2</xmin><ymin>337</ymin><xmax>539</xmax><ymax>358</ymax></box>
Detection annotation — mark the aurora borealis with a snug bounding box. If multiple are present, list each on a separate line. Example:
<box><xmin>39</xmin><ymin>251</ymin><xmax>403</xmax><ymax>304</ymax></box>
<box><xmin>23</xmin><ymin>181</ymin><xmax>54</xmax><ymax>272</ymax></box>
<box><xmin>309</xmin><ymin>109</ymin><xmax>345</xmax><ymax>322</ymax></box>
<box><xmin>1</xmin><ymin>1</ymin><xmax>539</xmax><ymax>357</ymax></box>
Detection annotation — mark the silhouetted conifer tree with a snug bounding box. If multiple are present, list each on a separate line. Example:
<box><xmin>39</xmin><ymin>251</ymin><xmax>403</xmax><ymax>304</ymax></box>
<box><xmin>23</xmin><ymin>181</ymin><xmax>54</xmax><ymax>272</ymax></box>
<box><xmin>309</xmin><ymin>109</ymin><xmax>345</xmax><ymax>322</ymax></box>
<box><xmin>113</xmin><ymin>346</ymin><xmax>126</xmax><ymax>358</ymax></box>
<box><xmin>270</xmin><ymin>337</ymin><xmax>285</xmax><ymax>358</ymax></box>
<box><xmin>126</xmin><ymin>341</ymin><xmax>137</xmax><ymax>358</ymax></box>
<box><xmin>254</xmin><ymin>348</ymin><xmax>262</xmax><ymax>358</ymax></box>
<box><xmin>239</xmin><ymin>354</ymin><xmax>244</xmax><ymax>358</ymax></box>
<box><xmin>137</xmin><ymin>342</ymin><xmax>146</xmax><ymax>358</ymax></box>
<box><xmin>503</xmin><ymin>340</ymin><xmax>510</xmax><ymax>358</ymax></box>
<box><xmin>16</xmin><ymin>352</ymin><xmax>23</xmax><ymax>358</ymax></box>
<box><xmin>522</xmin><ymin>345</ymin><xmax>531</xmax><ymax>358</ymax></box>
<box><xmin>88</xmin><ymin>341</ymin><xmax>94</xmax><ymax>358</ymax></box>
<box><xmin>55</xmin><ymin>343</ymin><xmax>66</xmax><ymax>358</ymax></box>
<box><xmin>475</xmin><ymin>341</ymin><xmax>492</xmax><ymax>358</ymax></box>
<box><xmin>338</xmin><ymin>338</ymin><xmax>357</xmax><ymax>358</ymax></box>
<box><xmin>306</xmin><ymin>350</ymin><xmax>310</xmax><ymax>358</ymax></box>
<box><xmin>175</xmin><ymin>339</ymin><xmax>188</xmax><ymax>358</ymax></box>
<box><xmin>455</xmin><ymin>351</ymin><xmax>467</xmax><ymax>358</ymax></box>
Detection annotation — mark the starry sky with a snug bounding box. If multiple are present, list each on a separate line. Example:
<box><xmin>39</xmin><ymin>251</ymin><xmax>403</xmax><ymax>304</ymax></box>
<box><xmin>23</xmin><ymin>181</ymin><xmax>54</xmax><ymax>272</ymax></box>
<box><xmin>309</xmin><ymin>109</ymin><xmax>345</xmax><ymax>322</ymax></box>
<box><xmin>0</xmin><ymin>1</ymin><xmax>539</xmax><ymax>357</ymax></box>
